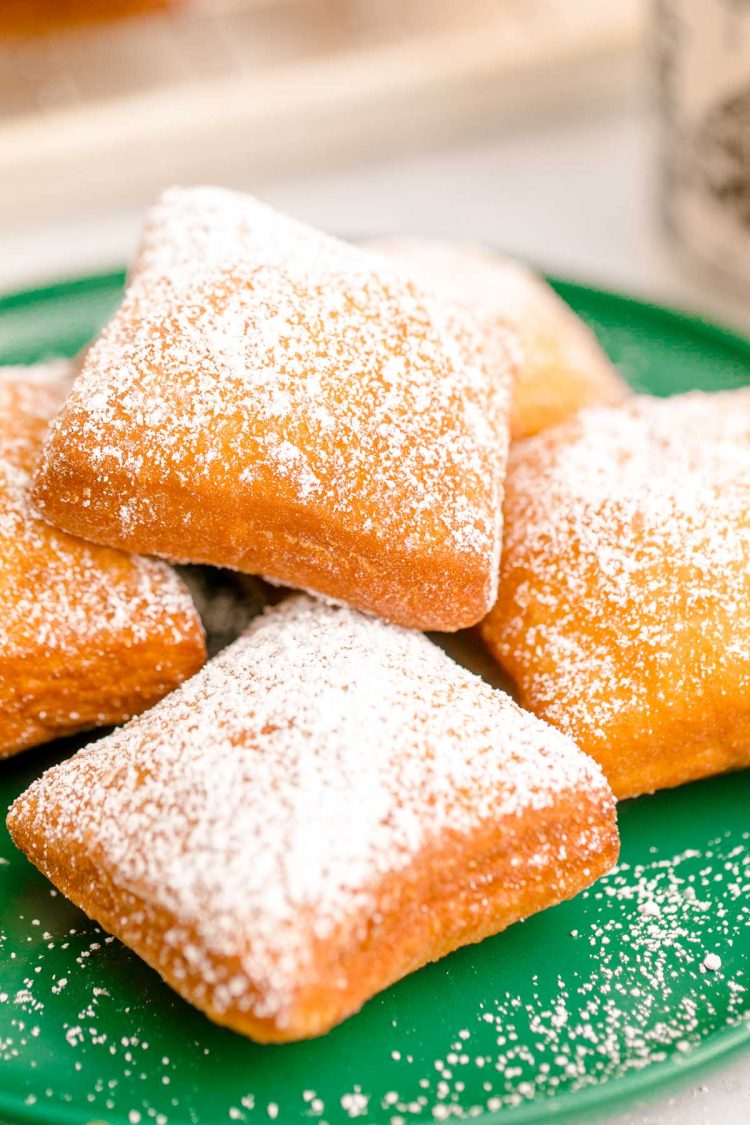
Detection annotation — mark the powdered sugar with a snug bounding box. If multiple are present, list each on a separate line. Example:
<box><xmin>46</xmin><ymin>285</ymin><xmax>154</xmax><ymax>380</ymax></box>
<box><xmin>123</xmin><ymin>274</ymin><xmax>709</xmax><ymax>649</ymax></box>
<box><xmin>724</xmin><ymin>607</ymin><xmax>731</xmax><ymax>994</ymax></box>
<box><xmin>369</xmin><ymin>237</ymin><xmax>625</xmax><ymax>436</ymax></box>
<box><xmin>9</xmin><ymin>595</ymin><xmax>613</xmax><ymax>1029</ymax></box>
<box><xmin>0</xmin><ymin>360</ymin><xmax>72</xmax><ymax>472</ymax></box>
<box><xmin>377</xmin><ymin>831</ymin><xmax>750</xmax><ymax>1118</ymax></box>
<box><xmin>4</xmin><ymin>821</ymin><xmax>746</xmax><ymax>1122</ymax></box>
<box><xmin>0</xmin><ymin>362</ymin><xmax>204</xmax><ymax>754</ymax></box>
<box><xmin>34</xmin><ymin>191</ymin><xmax>516</xmax><ymax>627</ymax></box>
<box><xmin>369</xmin><ymin>237</ymin><xmax>550</xmax><ymax>324</ymax></box>
<box><xmin>0</xmin><ymin>362</ymin><xmax>198</xmax><ymax>652</ymax></box>
<box><xmin>483</xmin><ymin>390</ymin><xmax>750</xmax><ymax>778</ymax></box>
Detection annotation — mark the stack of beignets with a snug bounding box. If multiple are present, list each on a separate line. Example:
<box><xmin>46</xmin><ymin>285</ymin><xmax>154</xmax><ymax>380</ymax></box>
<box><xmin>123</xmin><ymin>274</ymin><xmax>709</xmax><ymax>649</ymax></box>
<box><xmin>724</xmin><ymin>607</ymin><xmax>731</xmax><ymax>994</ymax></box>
<box><xmin>14</xmin><ymin>184</ymin><xmax>749</xmax><ymax>1047</ymax></box>
<box><xmin>0</xmin><ymin>361</ymin><xmax>205</xmax><ymax>758</ymax></box>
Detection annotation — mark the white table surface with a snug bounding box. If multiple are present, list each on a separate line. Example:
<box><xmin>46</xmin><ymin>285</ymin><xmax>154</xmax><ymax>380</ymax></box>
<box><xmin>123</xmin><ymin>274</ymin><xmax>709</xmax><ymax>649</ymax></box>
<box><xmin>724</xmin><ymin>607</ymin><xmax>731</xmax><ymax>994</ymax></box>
<box><xmin>1</xmin><ymin>60</ymin><xmax>748</xmax><ymax>1125</ymax></box>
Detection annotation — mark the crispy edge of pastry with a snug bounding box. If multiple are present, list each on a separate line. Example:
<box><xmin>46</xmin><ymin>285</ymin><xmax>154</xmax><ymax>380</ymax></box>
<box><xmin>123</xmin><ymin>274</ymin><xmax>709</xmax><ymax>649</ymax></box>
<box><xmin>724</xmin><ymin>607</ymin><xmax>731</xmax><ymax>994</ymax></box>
<box><xmin>8</xmin><ymin>778</ymin><xmax>618</xmax><ymax>1041</ymax></box>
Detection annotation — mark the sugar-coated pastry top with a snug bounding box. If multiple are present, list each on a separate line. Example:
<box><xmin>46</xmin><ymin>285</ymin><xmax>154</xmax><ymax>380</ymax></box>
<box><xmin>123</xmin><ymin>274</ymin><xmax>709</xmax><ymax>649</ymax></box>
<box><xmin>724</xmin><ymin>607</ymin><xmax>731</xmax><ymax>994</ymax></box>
<box><xmin>0</xmin><ymin>360</ymin><xmax>72</xmax><ymax>471</ymax></box>
<box><xmin>33</xmin><ymin>190</ymin><xmax>517</xmax><ymax>625</ymax></box>
<box><xmin>486</xmin><ymin>390</ymin><xmax>750</xmax><ymax>752</ymax></box>
<box><xmin>11</xmin><ymin>595</ymin><xmax>614</xmax><ymax>1026</ymax></box>
<box><xmin>371</xmin><ymin>236</ymin><xmax>545</xmax><ymax>320</ymax></box>
<box><xmin>370</xmin><ymin>237</ymin><xmax>626</xmax><ymax>438</ymax></box>
<box><xmin>0</xmin><ymin>361</ymin><xmax>200</xmax><ymax>667</ymax></box>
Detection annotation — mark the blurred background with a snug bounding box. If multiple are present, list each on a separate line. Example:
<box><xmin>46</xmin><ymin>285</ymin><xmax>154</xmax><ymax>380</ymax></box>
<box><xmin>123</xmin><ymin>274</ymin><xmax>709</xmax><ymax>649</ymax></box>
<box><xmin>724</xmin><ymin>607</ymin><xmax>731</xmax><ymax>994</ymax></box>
<box><xmin>0</xmin><ymin>4</ymin><xmax>749</xmax><ymax>1124</ymax></box>
<box><xmin>0</xmin><ymin>0</ymin><xmax>747</xmax><ymax>325</ymax></box>
<box><xmin>0</xmin><ymin>1</ymin><xmax>746</xmax><ymax>328</ymax></box>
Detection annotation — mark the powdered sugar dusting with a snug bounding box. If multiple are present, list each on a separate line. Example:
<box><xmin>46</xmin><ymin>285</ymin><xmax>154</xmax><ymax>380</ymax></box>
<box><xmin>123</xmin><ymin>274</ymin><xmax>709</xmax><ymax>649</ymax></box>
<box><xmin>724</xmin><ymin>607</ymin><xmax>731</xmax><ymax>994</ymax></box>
<box><xmin>0</xmin><ymin>360</ymin><xmax>72</xmax><ymax>471</ymax></box>
<box><xmin>9</xmin><ymin>595</ymin><xmax>613</xmax><ymax>1028</ymax></box>
<box><xmin>483</xmin><ymin>390</ymin><xmax>750</xmax><ymax>780</ymax></box>
<box><xmin>376</xmin><ymin>830</ymin><xmax>750</xmax><ymax>1118</ymax></box>
<box><xmin>1</xmin><ymin>814</ymin><xmax>747</xmax><ymax>1122</ymax></box>
<box><xmin>369</xmin><ymin>237</ymin><xmax>625</xmax><ymax>435</ymax></box>
<box><xmin>34</xmin><ymin>191</ymin><xmax>516</xmax><ymax>625</ymax></box>
<box><xmin>370</xmin><ymin>237</ymin><xmax>552</xmax><ymax>324</ymax></box>
<box><xmin>0</xmin><ymin>362</ymin><xmax>204</xmax><ymax>755</ymax></box>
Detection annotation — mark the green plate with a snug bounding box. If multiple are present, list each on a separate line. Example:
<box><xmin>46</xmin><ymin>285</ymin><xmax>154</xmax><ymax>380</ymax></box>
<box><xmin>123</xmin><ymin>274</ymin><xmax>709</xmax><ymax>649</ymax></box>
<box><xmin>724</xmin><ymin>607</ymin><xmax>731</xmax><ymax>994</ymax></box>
<box><xmin>1</xmin><ymin>272</ymin><xmax>750</xmax><ymax>1125</ymax></box>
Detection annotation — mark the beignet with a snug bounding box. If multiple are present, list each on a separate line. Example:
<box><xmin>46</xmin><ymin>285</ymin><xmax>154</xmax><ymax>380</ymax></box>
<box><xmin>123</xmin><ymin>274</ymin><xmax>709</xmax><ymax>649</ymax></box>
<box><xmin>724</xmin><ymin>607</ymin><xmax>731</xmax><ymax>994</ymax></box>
<box><xmin>481</xmin><ymin>391</ymin><xmax>750</xmax><ymax>799</ymax></box>
<box><xmin>370</xmin><ymin>237</ymin><xmax>627</xmax><ymax>438</ymax></box>
<box><xmin>0</xmin><ymin>361</ymin><xmax>206</xmax><ymax>758</ymax></box>
<box><xmin>8</xmin><ymin>596</ymin><xmax>618</xmax><ymax>1043</ymax></box>
<box><xmin>31</xmin><ymin>189</ymin><xmax>517</xmax><ymax>631</ymax></box>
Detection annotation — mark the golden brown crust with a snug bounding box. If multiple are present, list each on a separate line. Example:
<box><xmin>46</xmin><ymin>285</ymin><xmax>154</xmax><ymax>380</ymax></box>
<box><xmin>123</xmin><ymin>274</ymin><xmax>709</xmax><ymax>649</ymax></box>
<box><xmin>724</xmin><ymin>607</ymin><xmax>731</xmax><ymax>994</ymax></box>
<box><xmin>31</xmin><ymin>190</ymin><xmax>515</xmax><ymax>632</ymax></box>
<box><xmin>30</xmin><ymin>438</ymin><xmax>500</xmax><ymax>632</ymax></box>
<box><xmin>7</xmin><ymin>596</ymin><xmax>618</xmax><ymax>1042</ymax></box>
<box><xmin>507</xmin><ymin>276</ymin><xmax>626</xmax><ymax>438</ymax></box>
<box><xmin>369</xmin><ymin>237</ymin><xmax>628</xmax><ymax>439</ymax></box>
<box><xmin>9</xmin><ymin>782</ymin><xmax>617</xmax><ymax>1042</ymax></box>
<box><xmin>481</xmin><ymin>391</ymin><xmax>750</xmax><ymax>799</ymax></box>
<box><xmin>0</xmin><ymin>362</ymin><xmax>206</xmax><ymax>758</ymax></box>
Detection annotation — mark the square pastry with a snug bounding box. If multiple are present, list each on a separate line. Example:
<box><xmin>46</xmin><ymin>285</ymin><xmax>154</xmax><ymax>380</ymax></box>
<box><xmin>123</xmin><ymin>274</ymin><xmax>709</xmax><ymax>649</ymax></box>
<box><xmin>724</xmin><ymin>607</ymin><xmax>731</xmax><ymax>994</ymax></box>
<box><xmin>370</xmin><ymin>237</ymin><xmax>627</xmax><ymax>439</ymax></box>
<box><xmin>31</xmin><ymin>189</ymin><xmax>517</xmax><ymax>631</ymax></box>
<box><xmin>481</xmin><ymin>391</ymin><xmax>750</xmax><ymax>799</ymax></box>
<box><xmin>8</xmin><ymin>596</ymin><xmax>618</xmax><ymax>1042</ymax></box>
<box><xmin>0</xmin><ymin>362</ymin><xmax>205</xmax><ymax>758</ymax></box>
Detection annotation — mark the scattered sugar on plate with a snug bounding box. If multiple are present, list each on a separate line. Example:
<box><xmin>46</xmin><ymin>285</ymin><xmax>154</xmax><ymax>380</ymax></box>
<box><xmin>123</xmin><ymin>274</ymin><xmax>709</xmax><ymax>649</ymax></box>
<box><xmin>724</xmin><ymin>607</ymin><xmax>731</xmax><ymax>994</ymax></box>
<box><xmin>1</xmin><ymin>821</ymin><xmax>748</xmax><ymax>1122</ymax></box>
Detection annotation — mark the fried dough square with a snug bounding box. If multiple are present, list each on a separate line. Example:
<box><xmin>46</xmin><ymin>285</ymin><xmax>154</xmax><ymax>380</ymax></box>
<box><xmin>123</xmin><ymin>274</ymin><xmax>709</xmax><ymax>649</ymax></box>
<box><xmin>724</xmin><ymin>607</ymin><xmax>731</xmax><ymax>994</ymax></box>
<box><xmin>32</xmin><ymin>190</ymin><xmax>516</xmax><ymax>631</ymax></box>
<box><xmin>371</xmin><ymin>238</ymin><xmax>627</xmax><ymax>438</ymax></box>
<box><xmin>481</xmin><ymin>391</ymin><xmax>750</xmax><ymax>798</ymax></box>
<box><xmin>8</xmin><ymin>596</ymin><xmax>618</xmax><ymax>1042</ymax></box>
<box><xmin>0</xmin><ymin>361</ymin><xmax>205</xmax><ymax>758</ymax></box>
